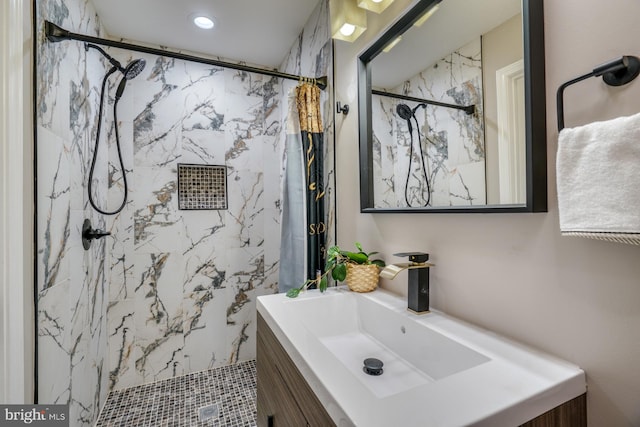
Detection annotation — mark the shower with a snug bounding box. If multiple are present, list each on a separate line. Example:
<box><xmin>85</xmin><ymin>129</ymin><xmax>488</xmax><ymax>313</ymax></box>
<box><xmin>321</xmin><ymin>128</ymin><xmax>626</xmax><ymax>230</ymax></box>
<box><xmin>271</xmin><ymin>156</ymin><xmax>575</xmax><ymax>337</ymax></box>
<box><xmin>396</xmin><ymin>102</ymin><xmax>431</xmax><ymax>207</ymax></box>
<box><xmin>85</xmin><ymin>43</ymin><xmax>146</xmax><ymax>215</ymax></box>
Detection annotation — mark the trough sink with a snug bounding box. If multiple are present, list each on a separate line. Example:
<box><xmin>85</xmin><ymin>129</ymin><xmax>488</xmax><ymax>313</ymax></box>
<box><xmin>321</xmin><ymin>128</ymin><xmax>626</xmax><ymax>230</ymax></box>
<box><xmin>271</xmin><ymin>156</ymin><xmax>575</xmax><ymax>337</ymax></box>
<box><xmin>257</xmin><ymin>287</ymin><xmax>585</xmax><ymax>426</ymax></box>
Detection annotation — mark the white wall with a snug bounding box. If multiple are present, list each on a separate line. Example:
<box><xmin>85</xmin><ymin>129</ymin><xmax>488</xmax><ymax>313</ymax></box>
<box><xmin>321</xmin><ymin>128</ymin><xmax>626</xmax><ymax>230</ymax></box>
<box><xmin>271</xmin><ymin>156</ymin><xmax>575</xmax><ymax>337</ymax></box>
<box><xmin>0</xmin><ymin>0</ymin><xmax>34</xmax><ymax>404</ymax></box>
<box><xmin>334</xmin><ymin>0</ymin><xmax>640</xmax><ymax>425</ymax></box>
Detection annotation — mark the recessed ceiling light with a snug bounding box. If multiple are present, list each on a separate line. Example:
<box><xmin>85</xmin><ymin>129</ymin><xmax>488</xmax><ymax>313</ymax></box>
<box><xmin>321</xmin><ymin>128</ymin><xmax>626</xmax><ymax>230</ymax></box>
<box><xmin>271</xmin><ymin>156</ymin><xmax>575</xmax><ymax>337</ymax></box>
<box><xmin>193</xmin><ymin>15</ymin><xmax>215</xmax><ymax>30</ymax></box>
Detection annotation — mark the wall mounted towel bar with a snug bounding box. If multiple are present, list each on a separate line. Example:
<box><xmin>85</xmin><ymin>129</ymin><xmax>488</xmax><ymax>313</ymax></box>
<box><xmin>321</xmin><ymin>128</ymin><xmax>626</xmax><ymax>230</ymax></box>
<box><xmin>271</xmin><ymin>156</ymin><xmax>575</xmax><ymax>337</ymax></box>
<box><xmin>556</xmin><ymin>55</ymin><xmax>640</xmax><ymax>131</ymax></box>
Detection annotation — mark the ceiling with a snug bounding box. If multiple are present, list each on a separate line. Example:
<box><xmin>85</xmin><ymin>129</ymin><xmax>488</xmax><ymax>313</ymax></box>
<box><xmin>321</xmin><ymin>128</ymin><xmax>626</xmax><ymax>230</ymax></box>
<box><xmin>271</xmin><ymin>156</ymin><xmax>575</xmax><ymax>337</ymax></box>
<box><xmin>89</xmin><ymin>0</ymin><xmax>321</xmax><ymax>68</ymax></box>
<box><xmin>371</xmin><ymin>0</ymin><xmax>522</xmax><ymax>89</ymax></box>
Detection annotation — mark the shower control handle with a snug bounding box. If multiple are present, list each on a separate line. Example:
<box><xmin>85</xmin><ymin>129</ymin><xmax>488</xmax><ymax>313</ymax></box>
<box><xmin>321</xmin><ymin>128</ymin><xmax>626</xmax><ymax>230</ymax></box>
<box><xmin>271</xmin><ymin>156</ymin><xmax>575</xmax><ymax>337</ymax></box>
<box><xmin>82</xmin><ymin>219</ymin><xmax>111</xmax><ymax>250</ymax></box>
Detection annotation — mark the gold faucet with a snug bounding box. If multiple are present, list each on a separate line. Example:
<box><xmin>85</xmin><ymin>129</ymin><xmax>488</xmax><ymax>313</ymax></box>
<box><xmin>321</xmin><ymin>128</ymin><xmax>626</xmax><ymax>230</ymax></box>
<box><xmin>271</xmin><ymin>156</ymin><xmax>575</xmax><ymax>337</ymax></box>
<box><xmin>379</xmin><ymin>261</ymin><xmax>435</xmax><ymax>280</ymax></box>
<box><xmin>379</xmin><ymin>252</ymin><xmax>434</xmax><ymax>313</ymax></box>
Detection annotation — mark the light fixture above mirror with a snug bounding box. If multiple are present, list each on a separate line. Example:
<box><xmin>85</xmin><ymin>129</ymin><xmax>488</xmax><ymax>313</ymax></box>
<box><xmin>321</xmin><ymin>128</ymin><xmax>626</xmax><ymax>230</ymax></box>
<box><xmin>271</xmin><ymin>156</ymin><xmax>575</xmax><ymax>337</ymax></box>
<box><xmin>357</xmin><ymin>0</ymin><xmax>395</xmax><ymax>14</ymax></box>
<box><xmin>331</xmin><ymin>0</ymin><xmax>367</xmax><ymax>42</ymax></box>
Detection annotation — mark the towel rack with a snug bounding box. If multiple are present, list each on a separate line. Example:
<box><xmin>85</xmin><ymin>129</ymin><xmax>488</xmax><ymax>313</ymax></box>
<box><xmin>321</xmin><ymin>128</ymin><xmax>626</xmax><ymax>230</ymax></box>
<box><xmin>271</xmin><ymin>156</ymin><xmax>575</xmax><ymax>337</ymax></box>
<box><xmin>556</xmin><ymin>55</ymin><xmax>640</xmax><ymax>131</ymax></box>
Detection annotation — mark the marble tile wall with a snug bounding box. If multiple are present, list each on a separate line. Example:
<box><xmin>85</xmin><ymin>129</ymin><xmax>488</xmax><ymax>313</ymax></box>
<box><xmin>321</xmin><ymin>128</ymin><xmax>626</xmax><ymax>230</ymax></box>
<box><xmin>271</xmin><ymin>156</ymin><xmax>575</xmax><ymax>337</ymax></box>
<box><xmin>36</xmin><ymin>0</ymin><xmax>110</xmax><ymax>426</ymax></box>
<box><xmin>102</xmin><ymin>0</ymin><xmax>333</xmax><ymax>392</ymax></box>
<box><xmin>372</xmin><ymin>38</ymin><xmax>486</xmax><ymax>207</ymax></box>
<box><xmin>36</xmin><ymin>0</ymin><xmax>332</xmax><ymax>425</ymax></box>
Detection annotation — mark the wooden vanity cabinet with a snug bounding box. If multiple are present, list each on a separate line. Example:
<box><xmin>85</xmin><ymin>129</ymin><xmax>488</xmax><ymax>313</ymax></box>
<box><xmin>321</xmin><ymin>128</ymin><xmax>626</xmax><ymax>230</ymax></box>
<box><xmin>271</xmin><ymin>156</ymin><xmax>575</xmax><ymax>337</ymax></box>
<box><xmin>520</xmin><ymin>393</ymin><xmax>586</xmax><ymax>427</ymax></box>
<box><xmin>257</xmin><ymin>312</ymin><xmax>585</xmax><ymax>427</ymax></box>
<box><xmin>257</xmin><ymin>313</ymin><xmax>336</xmax><ymax>427</ymax></box>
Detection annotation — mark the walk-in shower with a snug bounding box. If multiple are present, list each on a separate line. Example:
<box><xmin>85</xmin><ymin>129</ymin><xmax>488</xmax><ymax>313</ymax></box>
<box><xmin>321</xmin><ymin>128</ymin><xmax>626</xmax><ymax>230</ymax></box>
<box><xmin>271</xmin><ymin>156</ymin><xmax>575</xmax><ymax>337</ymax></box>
<box><xmin>38</xmin><ymin>7</ymin><xmax>334</xmax><ymax>424</ymax></box>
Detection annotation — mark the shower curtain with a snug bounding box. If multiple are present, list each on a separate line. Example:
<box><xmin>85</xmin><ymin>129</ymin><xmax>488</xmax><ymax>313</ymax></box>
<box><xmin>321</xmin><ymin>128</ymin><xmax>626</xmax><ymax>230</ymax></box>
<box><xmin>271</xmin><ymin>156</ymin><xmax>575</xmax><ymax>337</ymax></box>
<box><xmin>296</xmin><ymin>82</ymin><xmax>326</xmax><ymax>281</ymax></box>
<box><xmin>278</xmin><ymin>82</ymin><xmax>326</xmax><ymax>292</ymax></box>
<box><xmin>279</xmin><ymin>89</ymin><xmax>306</xmax><ymax>292</ymax></box>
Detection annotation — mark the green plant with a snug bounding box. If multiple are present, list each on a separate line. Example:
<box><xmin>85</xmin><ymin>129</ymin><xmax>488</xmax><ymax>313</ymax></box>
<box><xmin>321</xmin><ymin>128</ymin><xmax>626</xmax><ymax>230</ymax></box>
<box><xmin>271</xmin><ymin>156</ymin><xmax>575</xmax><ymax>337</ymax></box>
<box><xmin>286</xmin><ymin>242</ymin><xmax>385</xmax><ymax>298</ymax></box>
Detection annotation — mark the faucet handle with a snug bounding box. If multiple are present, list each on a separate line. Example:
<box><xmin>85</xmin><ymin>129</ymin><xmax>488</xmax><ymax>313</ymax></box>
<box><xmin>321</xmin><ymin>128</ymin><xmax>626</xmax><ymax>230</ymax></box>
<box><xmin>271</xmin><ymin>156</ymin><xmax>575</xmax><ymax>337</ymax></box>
<box><xmin>393</xmin><ymin>252</ymin><xmax>429</xmax><ymax>262</ymax></box>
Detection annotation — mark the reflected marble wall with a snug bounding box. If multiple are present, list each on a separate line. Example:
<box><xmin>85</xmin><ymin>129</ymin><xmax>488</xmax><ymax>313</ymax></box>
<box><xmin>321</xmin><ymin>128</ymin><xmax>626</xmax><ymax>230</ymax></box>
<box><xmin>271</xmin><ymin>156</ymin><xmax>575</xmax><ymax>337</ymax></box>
<box><xmin>373</xmin><ymin>38</ymin><xmax>486</xmax><ymax>207</ymax></box>
<box><xmin>36</xmin><ymin>0</ymin><xmax>332</xmax><ymax>425</ymax></box>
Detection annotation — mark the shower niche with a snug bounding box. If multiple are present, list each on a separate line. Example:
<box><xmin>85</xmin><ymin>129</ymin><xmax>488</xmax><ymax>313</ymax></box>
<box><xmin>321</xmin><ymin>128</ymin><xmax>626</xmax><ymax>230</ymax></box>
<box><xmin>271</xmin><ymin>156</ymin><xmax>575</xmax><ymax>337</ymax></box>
<box><xmin>177</xmin><ymin>163</ymin><xmax>228</xmax><ymax>210</ymax></box>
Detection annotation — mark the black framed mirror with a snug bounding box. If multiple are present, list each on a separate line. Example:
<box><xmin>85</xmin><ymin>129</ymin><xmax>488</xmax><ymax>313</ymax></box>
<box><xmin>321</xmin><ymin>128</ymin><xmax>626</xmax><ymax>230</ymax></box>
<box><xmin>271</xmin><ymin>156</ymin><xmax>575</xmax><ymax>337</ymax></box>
<box><xmin>358</xmin><ymin>0</ymin><xmax>546</xmax><ymax>213</ymax></box>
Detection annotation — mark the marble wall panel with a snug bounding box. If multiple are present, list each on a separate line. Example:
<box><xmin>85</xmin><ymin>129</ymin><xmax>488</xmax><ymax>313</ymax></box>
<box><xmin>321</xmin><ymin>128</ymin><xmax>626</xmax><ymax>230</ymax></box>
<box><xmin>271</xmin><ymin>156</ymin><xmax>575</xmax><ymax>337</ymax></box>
<box><xmin>36</xmin><ymin>0</ymin><xmax>111</xmax><ymax>425</ymax></box>
<box><xmin>182</xmin><ymin>288</ymin><xmax>228</xmax><ymax>371</ymax></box>
<box><xmin>106</xmin><ymin>299</ymin><xmax>137</xmax><ymax>390</ymax></box>
<box><xmin>37</xmin><ymin>280</ymin><xmax>72</xmax><ymax>404</ymax></box>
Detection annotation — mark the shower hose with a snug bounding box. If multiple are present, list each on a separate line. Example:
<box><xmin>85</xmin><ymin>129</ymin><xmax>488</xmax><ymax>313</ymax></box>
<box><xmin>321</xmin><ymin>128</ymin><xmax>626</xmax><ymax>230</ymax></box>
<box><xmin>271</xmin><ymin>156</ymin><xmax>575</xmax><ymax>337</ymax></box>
<box><xmin>88</xmin><ymin>67</ymin><xmax>129</xmax><ymax>215</ymax></box>
<box><xmin>404</xmin><ymin>113</ymin><xmax>432</xmax><ymax>207</ymax></box>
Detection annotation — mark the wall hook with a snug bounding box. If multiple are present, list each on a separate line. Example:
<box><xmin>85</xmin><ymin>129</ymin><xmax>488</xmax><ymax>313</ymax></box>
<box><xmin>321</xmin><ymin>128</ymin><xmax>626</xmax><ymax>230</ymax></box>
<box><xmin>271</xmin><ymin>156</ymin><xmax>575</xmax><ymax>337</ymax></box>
<box><xmin>336</xmin><ymin>102</ymin><xmax>349</xmax><ymax>115</ymax></box>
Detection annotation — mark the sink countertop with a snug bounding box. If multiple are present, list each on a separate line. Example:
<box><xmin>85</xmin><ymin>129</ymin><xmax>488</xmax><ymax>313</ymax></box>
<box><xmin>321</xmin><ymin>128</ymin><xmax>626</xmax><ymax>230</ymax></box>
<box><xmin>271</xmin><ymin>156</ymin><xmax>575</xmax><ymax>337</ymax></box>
<box><xmin>257</xmin><ymin>287</ymin><xmax>586</xmax><ymax>427</ymax></box>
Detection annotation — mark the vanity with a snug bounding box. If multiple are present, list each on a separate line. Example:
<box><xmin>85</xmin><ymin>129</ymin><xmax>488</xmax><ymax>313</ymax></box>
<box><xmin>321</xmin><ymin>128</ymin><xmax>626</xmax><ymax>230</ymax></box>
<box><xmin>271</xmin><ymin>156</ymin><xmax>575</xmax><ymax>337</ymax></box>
<box><xmin>256</xmin><ymin>288</ymin><xmax>586</xmax><ymax>426</ymax></box>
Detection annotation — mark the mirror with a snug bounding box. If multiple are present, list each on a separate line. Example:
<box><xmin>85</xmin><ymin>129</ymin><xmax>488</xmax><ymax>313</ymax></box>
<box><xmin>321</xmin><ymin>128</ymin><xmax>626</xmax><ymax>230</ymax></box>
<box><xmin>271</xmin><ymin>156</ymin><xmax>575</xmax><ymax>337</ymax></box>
<box><xmin>358</xmin><ymin>0</ymin><xmax>547</xmax><ymax>213</ymax></box>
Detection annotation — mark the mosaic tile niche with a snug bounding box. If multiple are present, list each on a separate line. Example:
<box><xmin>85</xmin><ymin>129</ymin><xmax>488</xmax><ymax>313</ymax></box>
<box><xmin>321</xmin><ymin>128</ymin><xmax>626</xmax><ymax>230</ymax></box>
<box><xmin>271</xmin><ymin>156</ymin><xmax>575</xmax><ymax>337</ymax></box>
<box><xmin>177</xmin><ymin>164</ymin><xmax>228</xmax><ymax>210</ymax></box>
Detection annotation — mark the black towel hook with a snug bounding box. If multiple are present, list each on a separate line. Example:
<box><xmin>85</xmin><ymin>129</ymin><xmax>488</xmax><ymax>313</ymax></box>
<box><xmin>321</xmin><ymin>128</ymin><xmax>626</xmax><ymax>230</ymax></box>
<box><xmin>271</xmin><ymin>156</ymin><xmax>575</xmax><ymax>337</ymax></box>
<box><xmin>556</xmin><ymin>55</ymin><xmax>640</xmax><ymax>132</ymax></box>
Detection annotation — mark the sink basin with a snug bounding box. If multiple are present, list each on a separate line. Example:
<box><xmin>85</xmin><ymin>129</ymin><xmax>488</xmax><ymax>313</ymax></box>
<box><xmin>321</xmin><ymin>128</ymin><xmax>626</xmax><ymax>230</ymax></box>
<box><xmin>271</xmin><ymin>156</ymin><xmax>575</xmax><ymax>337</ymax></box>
<box><xmin>257</xmin><ymin>287</ymin><xmax>586</xmax><ymax>426</ymax></box>
<box><xmin>285</xmin><ymin>291</ymin><xmax>490</xmax><ymax>398</ymax></box>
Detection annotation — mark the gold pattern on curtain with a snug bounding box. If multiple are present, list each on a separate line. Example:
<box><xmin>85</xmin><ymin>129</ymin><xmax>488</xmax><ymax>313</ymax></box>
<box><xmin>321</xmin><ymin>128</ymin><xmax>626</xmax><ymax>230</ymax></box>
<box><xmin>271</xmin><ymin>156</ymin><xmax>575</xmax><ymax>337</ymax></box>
<box><xmin>296</xmin><ymin>82</ymin><xmax>323</xmax><ymax>133</ymax></box>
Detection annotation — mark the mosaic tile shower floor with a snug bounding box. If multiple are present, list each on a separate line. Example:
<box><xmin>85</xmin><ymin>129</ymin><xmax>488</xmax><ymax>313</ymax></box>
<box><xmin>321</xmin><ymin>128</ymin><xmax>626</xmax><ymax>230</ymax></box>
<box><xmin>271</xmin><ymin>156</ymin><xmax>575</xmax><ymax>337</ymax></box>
<box><xmin>96</xmin><ymin>360</ymin><xmax>257</xmax><ymax>427</ymax></box>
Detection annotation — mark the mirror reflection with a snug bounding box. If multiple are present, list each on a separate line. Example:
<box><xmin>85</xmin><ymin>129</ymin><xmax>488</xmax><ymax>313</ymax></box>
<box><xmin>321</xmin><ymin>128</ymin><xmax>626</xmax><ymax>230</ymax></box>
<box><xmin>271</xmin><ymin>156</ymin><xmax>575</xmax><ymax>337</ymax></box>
<box><xmin>368</xmin><ymin>0</ymin><xmax>525</xmax><ymax>208</ymax></box>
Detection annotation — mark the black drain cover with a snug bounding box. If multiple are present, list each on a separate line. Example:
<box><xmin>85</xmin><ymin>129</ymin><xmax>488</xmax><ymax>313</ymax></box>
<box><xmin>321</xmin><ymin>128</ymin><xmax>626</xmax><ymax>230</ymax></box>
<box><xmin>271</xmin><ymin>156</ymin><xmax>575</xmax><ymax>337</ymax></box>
<box><xmin>363</xmin><ymin>358</ymin><xmax>384</xmax><ymax>376</ymax></box>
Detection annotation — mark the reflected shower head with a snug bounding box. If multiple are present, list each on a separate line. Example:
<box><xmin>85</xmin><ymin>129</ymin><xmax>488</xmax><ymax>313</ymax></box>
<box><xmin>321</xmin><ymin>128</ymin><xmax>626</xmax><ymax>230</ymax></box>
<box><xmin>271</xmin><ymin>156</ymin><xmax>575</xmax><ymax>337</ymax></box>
<box><xmin>123</xmin><ymin>58</ymin><xmax>146</xmax><ymax>80</ymax></box>
<box><xmin>396</xmin><ymin>103</ymin><xmax>414</xmax><ymax>120</ymax></box>
<box><xmin>396</xmin><ymin>103</ymin><xmax>414</xmax><ymax>133</ymax></box>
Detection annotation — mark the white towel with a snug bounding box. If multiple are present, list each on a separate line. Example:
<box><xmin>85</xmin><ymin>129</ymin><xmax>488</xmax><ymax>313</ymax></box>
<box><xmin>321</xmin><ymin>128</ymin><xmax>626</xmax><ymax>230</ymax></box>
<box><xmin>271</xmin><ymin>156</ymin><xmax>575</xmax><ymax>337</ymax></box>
<box><xmin>557</xmin><ymin>112</ymin><xmax>640</xmax><ymax>245</ymax></box>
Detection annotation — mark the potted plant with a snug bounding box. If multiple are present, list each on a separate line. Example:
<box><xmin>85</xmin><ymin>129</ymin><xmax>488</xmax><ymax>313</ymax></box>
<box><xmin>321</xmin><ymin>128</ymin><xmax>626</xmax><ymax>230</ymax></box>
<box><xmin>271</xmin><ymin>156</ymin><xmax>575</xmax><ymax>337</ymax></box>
<box><xmin>286</xmin><ymin>242</ymin><xmax>385</xmax><ymax>298</ymax></box>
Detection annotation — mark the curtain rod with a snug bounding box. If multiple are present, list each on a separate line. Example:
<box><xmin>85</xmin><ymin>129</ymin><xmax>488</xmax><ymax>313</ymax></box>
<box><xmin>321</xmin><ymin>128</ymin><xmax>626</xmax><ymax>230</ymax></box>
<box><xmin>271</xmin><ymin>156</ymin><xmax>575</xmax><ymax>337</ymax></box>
<box><xmin>44</xmin><ymin>21</ymin><xmax>328</xmax><ymax>90</ymax></box>
<box><xmin>371</xmin><ymin>89</ymin><xmax>475</xmax><ymax>115</ymax></box>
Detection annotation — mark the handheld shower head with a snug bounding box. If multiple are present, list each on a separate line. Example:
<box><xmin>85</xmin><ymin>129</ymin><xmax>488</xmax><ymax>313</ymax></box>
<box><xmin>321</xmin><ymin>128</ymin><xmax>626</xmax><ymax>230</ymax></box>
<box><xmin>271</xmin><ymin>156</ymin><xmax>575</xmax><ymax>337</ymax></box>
<box><xmin>123</xmin><ymin>58</ymin><xmax>146</xmax><ymax>80</ymax></box>
<box><xmin>115</xmin><ymin>59</ymin><xmax>146</xmax><ymax>100</ymax></box>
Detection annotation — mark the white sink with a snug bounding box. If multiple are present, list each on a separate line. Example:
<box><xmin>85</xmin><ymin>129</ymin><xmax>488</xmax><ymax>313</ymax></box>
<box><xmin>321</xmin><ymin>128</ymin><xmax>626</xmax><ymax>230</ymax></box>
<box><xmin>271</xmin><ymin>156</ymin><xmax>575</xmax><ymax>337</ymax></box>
<box><xmin>285</xmin><ymin>291</ymin><xmax>490</xmax><ymax>398</ymax></box>
<box><xmin>258</xmin><ymin>287</ymin><xmax>586</xmax><ymax>426</ymax></box>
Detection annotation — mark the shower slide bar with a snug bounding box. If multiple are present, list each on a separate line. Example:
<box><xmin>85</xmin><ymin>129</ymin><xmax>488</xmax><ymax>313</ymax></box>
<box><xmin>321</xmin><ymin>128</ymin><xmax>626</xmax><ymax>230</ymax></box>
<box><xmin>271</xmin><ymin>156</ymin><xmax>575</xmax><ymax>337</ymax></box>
<box><xmin>556</xmin><ymin>55</ymin><xmax>640</xmax><ymax>131</ymax></box>
<box><xmin>44</xmin><ymin>21</ymin><xmax>328</xmax><ymax>90</ymax></box>
<box><xmin>371</xmin><ymin>89</ymin><xmax>475</xmax><ymax>116</ymax></box>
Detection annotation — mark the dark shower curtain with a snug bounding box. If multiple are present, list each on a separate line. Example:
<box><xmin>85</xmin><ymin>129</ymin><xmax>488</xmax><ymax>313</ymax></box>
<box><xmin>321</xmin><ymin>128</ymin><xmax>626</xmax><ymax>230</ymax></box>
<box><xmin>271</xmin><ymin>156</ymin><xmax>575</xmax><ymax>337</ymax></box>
<box><xmin>296</xmin><ymin>82</ymin><xmax>326</xmax><ymax>281</ymax></box>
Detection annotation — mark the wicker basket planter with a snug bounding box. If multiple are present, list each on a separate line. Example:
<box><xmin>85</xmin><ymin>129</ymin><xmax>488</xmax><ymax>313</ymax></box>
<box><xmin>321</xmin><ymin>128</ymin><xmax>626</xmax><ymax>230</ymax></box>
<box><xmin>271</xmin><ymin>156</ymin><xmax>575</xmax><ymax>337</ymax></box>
<box><xmin>346</xmin><ymin>264</ymin><xmax>380</xmax><ymax>293</ymax></box>
<box><xmin>285</xmin><ymin>243</ymin><xmax>384</xmax><ymax>298</ymax></box>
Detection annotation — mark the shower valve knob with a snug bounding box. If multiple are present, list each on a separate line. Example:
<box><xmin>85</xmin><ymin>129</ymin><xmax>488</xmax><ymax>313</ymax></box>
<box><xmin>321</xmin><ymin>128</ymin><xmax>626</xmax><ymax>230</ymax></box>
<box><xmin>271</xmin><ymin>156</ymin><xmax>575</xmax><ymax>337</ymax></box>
<box><xmin>82</xmin><ymin>219</ymin><xmax>111</xmax><ymax>250</ymax></box>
